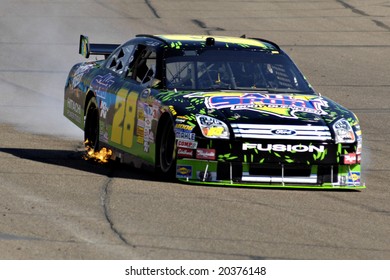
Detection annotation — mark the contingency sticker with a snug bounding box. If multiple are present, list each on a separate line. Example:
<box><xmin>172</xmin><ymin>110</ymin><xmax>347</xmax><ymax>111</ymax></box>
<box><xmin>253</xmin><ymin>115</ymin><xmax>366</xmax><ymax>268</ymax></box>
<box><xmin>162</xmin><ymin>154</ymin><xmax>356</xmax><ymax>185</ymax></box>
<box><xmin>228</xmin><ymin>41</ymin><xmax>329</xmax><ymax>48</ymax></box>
<box><xmin>176</xmin><ymin>166</ymin><xmax>193</xmax><ymax>178</ymax></box>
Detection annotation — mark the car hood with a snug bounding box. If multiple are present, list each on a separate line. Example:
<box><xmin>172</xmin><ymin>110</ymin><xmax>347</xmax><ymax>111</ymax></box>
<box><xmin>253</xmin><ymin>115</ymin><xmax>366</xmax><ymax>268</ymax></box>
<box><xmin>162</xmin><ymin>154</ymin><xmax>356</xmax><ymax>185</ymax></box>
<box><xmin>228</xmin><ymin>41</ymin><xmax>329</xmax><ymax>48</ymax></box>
<box><xmin>162</xmin><ymin>91</ymin><xmax>354</xmax><ymax>127</ymax></box>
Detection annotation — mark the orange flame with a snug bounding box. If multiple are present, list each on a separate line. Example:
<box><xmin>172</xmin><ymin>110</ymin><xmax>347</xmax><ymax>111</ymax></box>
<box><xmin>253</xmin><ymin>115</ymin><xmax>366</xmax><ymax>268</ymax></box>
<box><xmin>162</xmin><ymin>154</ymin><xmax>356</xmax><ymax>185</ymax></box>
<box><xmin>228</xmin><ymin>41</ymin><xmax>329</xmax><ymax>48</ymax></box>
<box><xmin>83</xmin><ymin>140</ymin><xmax>113</xmax><ymax>163</ymax></box>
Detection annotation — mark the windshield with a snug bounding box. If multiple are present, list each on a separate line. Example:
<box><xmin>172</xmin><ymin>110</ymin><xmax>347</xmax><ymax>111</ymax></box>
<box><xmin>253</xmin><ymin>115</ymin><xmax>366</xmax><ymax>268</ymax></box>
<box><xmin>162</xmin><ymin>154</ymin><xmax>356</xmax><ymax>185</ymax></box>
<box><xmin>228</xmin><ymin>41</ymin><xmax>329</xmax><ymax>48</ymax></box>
<box><xmin>165</xmin><ymin>49</ymin><xmax>314</xmax><ymax>93</ymax></box>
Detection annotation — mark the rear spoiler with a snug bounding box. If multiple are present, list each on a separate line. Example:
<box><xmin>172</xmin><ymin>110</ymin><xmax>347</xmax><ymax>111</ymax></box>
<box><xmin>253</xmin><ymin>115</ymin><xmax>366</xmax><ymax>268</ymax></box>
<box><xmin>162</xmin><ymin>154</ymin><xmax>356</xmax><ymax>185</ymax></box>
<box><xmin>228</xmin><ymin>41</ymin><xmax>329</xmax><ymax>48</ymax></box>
<box><xmin>79</xmin><ymin>35</ymin><xmax>120</xmax><ymax>59</ymax></box>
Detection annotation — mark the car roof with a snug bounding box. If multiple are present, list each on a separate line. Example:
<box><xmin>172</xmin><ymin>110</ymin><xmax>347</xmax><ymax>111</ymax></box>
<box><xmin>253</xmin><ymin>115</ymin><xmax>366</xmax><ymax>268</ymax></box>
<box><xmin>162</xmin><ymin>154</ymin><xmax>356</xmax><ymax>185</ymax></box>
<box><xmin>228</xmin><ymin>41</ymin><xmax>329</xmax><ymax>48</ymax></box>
<box><xmin>135</xmin><ymin>34</ymin><xmax>280</xmax><ymax>52</ymax></box>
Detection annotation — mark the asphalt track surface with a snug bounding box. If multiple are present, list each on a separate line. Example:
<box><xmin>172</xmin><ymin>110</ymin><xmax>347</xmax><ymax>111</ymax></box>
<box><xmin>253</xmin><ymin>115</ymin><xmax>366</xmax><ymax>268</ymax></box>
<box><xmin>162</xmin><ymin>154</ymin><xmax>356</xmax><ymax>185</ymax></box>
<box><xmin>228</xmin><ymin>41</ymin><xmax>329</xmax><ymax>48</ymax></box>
<box><xmin>0</xmin><ymin>0</ymin><xmax>389</xmax><ymax>260</ymax></box>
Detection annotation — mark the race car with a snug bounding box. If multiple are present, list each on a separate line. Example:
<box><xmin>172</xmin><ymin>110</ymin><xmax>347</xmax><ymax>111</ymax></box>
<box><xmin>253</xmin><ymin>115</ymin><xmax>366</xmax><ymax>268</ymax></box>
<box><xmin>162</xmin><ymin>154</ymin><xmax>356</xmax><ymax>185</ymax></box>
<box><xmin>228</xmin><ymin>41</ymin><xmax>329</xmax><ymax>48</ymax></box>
<box><xmin>64</xmin><ymin>34</ymin><xmax>365</xmax><ymax>189</ymax></box>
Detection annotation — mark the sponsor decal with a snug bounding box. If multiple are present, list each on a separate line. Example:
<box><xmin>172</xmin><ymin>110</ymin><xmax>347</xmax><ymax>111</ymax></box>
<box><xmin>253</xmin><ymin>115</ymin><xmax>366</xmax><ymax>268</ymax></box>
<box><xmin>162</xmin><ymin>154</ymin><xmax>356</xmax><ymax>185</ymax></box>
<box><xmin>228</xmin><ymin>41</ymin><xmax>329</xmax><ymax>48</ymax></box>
<box><xmin>136</xmin><ymin>126</ymin><xmax>144</xmax><ymax>144</ymax></box>
<box><xmin>65</xmin><ymin>110</ymin><xmax>81</xmax><ymax>124</ymax></box>
<box><xmin>343</xmin><ymin>153</ymin><xmax>357</xmax><ymax>165</ymax></box>
<box><xmin>137</xmin><ymin>102</ymin><xmax>145</xmax><ymax>119</ymax></box>
<box><xmin>137</xmin><ymin>119</ymin><xmax>145</xmax><ymax>128</ymax></box>
<box><xmin>175</xmin><ymin>116</ymin><xmax>189</xmax><ymax>123</ymax></box>
<box><xmin>348</xmin><ymin>171</ymin><xmax>361</xmax><ymax>184</ymax></box>
<box><xmin>99</xmin><ymin>101</ymin><xmax>108</xmax><ymax>119</ymax></box>
<box><xmin>152</xmin><ymin>106</ymin><xmax>160</xmax><ymax>119</ymax></box>
<box><xmin>134</xmin><ymin>101</ymin><xmax>157</xmax><ymax>150</ymax></box>
<box><xmin>271</xmin><ymin>129</ymin><xmax>296</xmax><ymax>136</ymax></box>
<box><xmin>169</xmin><ymin>105</ymin><xmax>177</xmax><ymax>116</ymax></box>
<box><xmin>143</xmin><ymin>104</ymin><xmax>154</xmax><ymax>116</ymax></box>
<box><xmin>148</xmin><ymin>130</ymin><xmax>155</xmax><ymax>143</ymax></box>
<box><xmin>205</xmin><ymin>127</ymin><xmax>225</xmax><ymax>137</ymax></box>
<box><xmin>136</xmin><ymin>135</ymin><xmax>143</xmax><ymax>144</ymax></box>
<box><xmin>92</xmin><ymin>73</ymin><xmax>115</xmax><ymax>99</ymax></box>
<box><xmin>67</xmin><ymin>98</ymin><xmax>81</xmax><ymax>115</ymax></box>
<box><xmin>196</xmin><ymin>148</ymin><xmax>216</xmax><ymax>160</ymax></box>
<box><xmin>356</xmin><ymin>138</ymin><xmax>362</xmax><ymax>154</ymax></box>
<box><xmin>144</xmin><ymin>128</ymin><xmax>150</xmax><ymax>140</ymax></box>
<box><xmin>177</xmin><ymin>148</ymin><xmax>193</xmax><ymax>158</ymax></box>
<box><xmin>175</xmin><ymin>130</ymin><xmax>196</xmax><ymax>141</ymax></box>
<box><xmin>175</xmin><ymin>123</ymin><xmax>194</xmax><ymax>131</ymax></box>
<box><xmin>185</xmin><ymin>92</ymin><xmax>329</xmax><ymax>119</ymax></box>
<box><xmin>141</xmin><ymin>89</ymin><xmax>151</xmax><ymax>99</ymax></box>
<box><xmin>144</xmin><ymin>117</ymin><xmax>152</xmax><ymax>129</ymax></box>
<box><xmin>65</xmin><ymin>98</ymin><xmax>82</xmax><ymax>124</ymax></box>
<box><xmin>137</xmin><ymin>126</ymin><xmax>144</xmax><ymax>136</ymax></box>
<box><xmin>177</xmin><ymin>140</ymin><xmax>198</xmax><ymax>149</ymax></box>
<box><xmin>243</xmin><ymin>143</ymin><xmax>325</xmax><ymax>153</ymax></box>
<box><xmin>72</xmin><ymin>64</ymin><xmax>93</xmax><ymax>88</ymax></box>
<box><xmin>144</xmin><ymin>141</ymin><xmax>149</xmax><ymax>152</ymax></box>
<box><xmin>93</xmin><ymin>73</ymin><xmax>115</xmax><ymax>88</ymax></box>
<box><xmin>176</xmin><ymin>166</ymin><xmax>192</xmax><ymax>178</ymax></box>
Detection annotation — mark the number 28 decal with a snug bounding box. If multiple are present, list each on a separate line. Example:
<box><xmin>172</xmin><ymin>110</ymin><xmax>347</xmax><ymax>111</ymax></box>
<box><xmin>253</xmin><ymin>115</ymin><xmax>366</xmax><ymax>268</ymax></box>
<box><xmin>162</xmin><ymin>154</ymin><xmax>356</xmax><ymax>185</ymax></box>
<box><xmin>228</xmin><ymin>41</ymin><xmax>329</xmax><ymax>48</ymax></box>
<box><xmin>111</xmin><ymin>89</ymin><xmax>138</xmax><ymax>148</ymax></box>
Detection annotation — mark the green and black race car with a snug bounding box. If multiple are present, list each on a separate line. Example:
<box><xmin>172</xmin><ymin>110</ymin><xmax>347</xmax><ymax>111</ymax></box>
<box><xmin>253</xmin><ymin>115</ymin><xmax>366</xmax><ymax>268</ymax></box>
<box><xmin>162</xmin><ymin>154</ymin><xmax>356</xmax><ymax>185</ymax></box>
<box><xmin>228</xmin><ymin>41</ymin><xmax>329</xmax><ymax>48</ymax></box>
<box><xmin>64</xmin><ymin>34</ymin><xmax>365</xmax><ymax>190</ymax></box>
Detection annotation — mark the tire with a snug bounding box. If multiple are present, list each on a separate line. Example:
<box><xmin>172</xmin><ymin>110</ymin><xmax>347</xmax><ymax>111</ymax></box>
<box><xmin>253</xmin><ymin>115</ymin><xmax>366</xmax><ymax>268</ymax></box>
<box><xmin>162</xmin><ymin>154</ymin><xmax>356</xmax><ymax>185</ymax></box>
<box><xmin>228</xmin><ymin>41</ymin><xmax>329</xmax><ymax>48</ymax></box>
<box><xmin>157</xmin><ymin>117</ymin><xmax>176</xmax><ymax>179</ymax></box>
<box><xmin>84</xmin><ymin>97</ymin><xmax>99</xmax><ymax>151</ymax></box>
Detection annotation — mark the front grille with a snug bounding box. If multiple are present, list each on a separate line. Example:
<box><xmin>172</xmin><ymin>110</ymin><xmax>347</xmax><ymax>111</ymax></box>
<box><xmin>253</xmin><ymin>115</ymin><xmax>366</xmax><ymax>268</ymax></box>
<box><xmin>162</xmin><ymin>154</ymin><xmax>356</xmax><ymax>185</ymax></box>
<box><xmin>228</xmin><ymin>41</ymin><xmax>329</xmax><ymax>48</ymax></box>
<box><xmin>243</xmin><ymin>164</ymin><xmax>317</xmax><ymax>184</ymax></box>
<box><xmin>231</xmin><ymin>124</ymin><xmax>332</xmax><ymax>141</ymax></box>
<box><xmin>249</xmin><ymin>164</ymin><xmax>311</xmax><ymax>177</ymax></box>
<box><xmin>215</xmin><ymin>161</ymin><xmax>339</xmax><ymax>185</ymax></box>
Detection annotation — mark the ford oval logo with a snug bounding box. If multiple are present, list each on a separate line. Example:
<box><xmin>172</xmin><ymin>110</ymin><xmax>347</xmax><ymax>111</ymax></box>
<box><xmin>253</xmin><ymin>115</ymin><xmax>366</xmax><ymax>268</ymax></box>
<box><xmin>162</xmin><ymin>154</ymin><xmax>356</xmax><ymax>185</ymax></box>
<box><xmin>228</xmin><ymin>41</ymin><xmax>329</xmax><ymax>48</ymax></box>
<box><xmin>271</xmin><ymin>129</ymin><xmax>297</xmax><ymax>136</ymax></box>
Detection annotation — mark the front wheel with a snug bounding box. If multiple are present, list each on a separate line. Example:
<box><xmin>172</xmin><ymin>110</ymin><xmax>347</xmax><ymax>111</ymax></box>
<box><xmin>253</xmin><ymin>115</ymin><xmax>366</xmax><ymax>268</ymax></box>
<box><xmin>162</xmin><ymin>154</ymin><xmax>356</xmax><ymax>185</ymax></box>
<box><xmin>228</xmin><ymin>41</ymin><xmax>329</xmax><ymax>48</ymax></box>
<box><xmin>157</xmin><ymin>118</ymin><xmax>176</xmax><ymax>179</ymax></box>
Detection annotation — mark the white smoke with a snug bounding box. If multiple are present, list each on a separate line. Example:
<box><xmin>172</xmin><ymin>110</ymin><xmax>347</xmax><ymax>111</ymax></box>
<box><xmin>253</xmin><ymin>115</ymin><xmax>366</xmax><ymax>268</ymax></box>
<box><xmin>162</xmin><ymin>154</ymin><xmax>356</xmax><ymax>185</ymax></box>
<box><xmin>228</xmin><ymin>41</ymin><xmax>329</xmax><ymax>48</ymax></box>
<box><xmin>0</xmin><ymin>1</ymin><xmax>169</xmax><ymax>140</ymax></box>
<box><xmin>0</xmin><ymin>2</ymin><xmax>132</xmax><ymax>140</ymax></box>
<box><xmin>0</xmin><ymin>4</ymin><xmax>81</xmax><ymax>139</ymax></box>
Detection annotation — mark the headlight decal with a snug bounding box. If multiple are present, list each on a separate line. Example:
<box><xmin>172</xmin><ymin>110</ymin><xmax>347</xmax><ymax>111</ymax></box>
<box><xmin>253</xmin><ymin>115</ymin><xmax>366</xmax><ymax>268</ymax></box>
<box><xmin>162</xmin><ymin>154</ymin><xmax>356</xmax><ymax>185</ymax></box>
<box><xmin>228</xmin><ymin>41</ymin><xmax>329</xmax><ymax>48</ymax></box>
<box><xmin>196</xmin><ymin>114</ymin><xmax>230</xmax><ymax>139</ymax></box>
<box><xmin>333</xmin><ymin>118</ymin><xmax>356</xmax><ymax>144</ymax></box>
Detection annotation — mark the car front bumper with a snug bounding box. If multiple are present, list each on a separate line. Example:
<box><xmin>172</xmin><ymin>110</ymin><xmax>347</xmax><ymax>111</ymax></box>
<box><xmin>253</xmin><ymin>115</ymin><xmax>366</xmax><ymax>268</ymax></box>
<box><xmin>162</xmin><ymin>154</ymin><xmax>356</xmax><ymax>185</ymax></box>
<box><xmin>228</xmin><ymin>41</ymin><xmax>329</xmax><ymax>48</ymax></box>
<box><xmin>176</xmin><ymin>158</ymin><xmax>365</xmax><ymax>190</ymax></box>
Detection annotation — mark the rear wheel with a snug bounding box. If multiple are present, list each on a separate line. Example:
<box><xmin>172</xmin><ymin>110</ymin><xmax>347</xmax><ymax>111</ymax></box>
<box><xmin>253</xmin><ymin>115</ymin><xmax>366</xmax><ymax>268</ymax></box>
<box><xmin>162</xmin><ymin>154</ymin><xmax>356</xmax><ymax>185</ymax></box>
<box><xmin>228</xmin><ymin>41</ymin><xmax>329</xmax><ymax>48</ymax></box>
<box><xmin>84</xmin><ymin>97</ymin><xmax>99</xmax><ymax>151</ymax></box>
<box><xmin>157</xmin><ymin>118</ymin><xmax>176</xmax><ymax>179</ymax></box>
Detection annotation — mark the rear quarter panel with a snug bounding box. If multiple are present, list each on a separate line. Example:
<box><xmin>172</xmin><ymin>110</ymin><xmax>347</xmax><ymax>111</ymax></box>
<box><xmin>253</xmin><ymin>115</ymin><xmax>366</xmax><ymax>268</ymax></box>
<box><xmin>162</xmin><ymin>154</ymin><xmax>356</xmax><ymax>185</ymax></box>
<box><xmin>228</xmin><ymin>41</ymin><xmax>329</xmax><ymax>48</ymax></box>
<box><xmin>63</xmin><ymin>62</ymin><xmax>96</xmax><ymax>129</ymax></box>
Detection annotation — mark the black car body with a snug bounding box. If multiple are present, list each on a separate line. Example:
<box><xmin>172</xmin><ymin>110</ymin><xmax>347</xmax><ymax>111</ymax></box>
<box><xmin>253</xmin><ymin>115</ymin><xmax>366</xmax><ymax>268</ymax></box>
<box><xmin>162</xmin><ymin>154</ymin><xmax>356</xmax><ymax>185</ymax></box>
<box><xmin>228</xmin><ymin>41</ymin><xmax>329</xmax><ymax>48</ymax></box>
<box><xmin>64</xmin><ymin>34</ymin><xmax>364</xmax><ymax>189</ymax></box>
